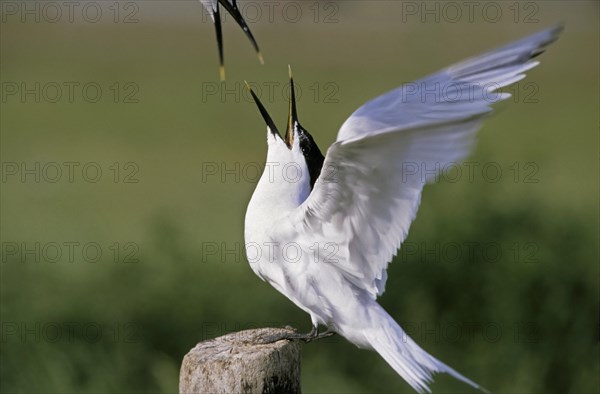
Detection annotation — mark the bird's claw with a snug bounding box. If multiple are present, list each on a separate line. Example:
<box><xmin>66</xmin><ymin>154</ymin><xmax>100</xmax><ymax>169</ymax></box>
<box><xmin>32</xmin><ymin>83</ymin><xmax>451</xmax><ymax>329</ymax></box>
<box><xmin>258</xmin><ymin>327</ymin><xmax>335</xmax><ymax>344</ymax></box>
<box><xmin>300</xmin><ymin>329</ymin><xmax>335</xmax><ymax>343</ymax></box>
<box><xmin>288</xmin><ymin>326</ymin><xmax>336</xmax><ymax>343</ymax></box>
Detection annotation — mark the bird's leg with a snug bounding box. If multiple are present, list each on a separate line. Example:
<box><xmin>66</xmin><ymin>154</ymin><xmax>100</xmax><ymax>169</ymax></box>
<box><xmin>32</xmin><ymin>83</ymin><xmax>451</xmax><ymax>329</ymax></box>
<box><xmin>285</xmin><ymin>325</ymin><xmax>336</xmax><ymax>343</ymax></box>
<box><xmin>257</xmin><ymin>325</ymin><xmax>336</xmax><ymax>344</ymax></box>
<box><xmin>258</xmin><ymin>327</ymin><xmax>315</xmax><ymax>343</ymax></box>
<box><xmin>302</xmin><ymin>326</ymin><xmax>335</xmax><ymax>342</ymax></box>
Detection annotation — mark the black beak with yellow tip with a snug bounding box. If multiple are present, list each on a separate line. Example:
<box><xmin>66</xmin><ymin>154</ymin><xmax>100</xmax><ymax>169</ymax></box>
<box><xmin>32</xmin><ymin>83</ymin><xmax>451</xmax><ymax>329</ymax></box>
<box><xmin>285</xmin><ymin>65</ymin><xmax>299</xmax><ymax>148</ymax></box>
<box><xmin>285</xmin><ymin>66</ymin><xmax>325</xmax><ymax>189</ymax></box>
<box><xmin>212</xmin><ymin>0</ymin><xmax>264</xmax><ymax>81</ymax></box>
<box><xmin>246</xmin><ymin>68</ymin><xmax>325</xmax><ymax>190</ymax></box>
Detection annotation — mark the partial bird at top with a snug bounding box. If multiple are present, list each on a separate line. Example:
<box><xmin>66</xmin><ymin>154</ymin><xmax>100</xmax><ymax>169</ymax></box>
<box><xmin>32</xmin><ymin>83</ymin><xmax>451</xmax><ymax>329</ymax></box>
<box><xmin>199</xmin><ymin>0</ymin><xmax>263</xmax><ymax>80</ymax></box>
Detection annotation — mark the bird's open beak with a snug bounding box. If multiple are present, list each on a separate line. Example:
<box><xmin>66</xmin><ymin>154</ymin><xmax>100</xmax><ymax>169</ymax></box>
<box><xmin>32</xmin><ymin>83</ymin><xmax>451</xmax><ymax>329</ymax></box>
<box><xmin>245</xmin><ymin>81</ymin><xmax>281</xmax><ymax>139</ymax></box>
<box><xmin>218</xmin><ymin>0</ymin><xmax>264</xmax><ymax>65</ymax></box>
<box><xmin>285</xmin><ymin>65</ymin><xmax>298</xmax><ymax>149</ymax></box>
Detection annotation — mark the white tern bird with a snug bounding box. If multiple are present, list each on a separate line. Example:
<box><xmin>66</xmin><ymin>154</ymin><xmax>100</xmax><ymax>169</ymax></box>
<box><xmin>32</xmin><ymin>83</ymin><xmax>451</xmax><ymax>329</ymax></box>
<box><xmin>244</xmin><ymin>26</ymin><xmax>562</xmax><ymax>393</ymax></box>
<box><xmin>199</xmin><ymin>0</ymin><xmax>263</xmax><ymax>80</ymax></box>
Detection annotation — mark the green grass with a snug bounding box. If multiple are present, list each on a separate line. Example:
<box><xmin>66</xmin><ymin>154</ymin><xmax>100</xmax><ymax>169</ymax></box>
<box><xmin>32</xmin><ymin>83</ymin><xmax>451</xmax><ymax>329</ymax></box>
<box><xmin>1</xmin><ymin>1</ymin><xmax>598</xmax><ymax>393</ymax></box>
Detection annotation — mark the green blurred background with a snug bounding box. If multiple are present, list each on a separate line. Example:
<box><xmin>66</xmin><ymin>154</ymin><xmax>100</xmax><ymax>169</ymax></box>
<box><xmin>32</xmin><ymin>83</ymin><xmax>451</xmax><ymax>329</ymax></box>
<box><xmin>1</xmin><ymin>1</ymin><xmax>598</xmax><ymax>393</ymax></box>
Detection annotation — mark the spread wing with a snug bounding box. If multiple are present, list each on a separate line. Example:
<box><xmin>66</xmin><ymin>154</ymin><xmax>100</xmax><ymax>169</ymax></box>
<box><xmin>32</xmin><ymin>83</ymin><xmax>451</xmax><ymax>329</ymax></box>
<box><xmin>290</xmin><ymin>26</ymin><xmax>562</xmax><ymax>299</ymax></box>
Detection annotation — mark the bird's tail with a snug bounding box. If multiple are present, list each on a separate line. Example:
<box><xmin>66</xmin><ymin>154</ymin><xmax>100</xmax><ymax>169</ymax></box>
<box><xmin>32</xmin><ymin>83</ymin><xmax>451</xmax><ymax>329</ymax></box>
<box><xmin>363</xmin><ymin>303</ymin><xmax>488</xmax><ymax>393</ymax></box>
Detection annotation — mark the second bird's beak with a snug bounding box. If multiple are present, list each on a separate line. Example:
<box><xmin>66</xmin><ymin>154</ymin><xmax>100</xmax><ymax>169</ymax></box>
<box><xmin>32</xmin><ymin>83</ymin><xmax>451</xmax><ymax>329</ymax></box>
<box><xmin>211</xmin><ymin>2</ymin><xmax>226</xmax><ymax>81</ymax></box>
<box><xmin>218</xmin><ymin>0</ymin><xmax>263</xmax><ymax>60</ymax></box>
<box><xmin>216</xmin><ymin>0</ymin><xmax>263</xmax><ymax>81</ymax></box>
<box><xmin>285</xmin><ymin>66</ymin><xmax>298</xmax><ymax>149</ymax></box>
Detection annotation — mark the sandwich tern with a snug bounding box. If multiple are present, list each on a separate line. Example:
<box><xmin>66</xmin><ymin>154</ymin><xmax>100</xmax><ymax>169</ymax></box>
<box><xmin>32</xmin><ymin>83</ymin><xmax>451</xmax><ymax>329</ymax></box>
<box><xmin>244</xmin><ymin>26</ymin><xmax>562</xmax><ymax>393</ymax></box>
<box><xmin>199</xmin><ymin>0</ymin><xmax>263</xmax><ymax>80</ymax></box>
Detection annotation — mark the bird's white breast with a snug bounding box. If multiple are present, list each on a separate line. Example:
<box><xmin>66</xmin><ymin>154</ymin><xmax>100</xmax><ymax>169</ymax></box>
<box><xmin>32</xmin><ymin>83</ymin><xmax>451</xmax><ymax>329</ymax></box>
<box><xmin>244</xmin><ymin>136</ymin><xmax>311</xmax><ymax>279</ymax></box>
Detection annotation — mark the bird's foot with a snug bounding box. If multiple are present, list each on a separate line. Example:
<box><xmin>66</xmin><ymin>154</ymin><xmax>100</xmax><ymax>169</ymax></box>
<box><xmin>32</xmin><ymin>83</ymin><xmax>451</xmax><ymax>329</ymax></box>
<box><xmin>289</xmin><ymin>326</ymin><xmax>336</xmax><ymax>343</ymax></box>
<box><xmin>300</xmin><ymin>327</ymin><xmax>335</xmax><ymax>343</ymax></box>
<box><xmin>258</xmin><ymin>326</ymin><xmax>335</xmax><ymax>344</ymax></box>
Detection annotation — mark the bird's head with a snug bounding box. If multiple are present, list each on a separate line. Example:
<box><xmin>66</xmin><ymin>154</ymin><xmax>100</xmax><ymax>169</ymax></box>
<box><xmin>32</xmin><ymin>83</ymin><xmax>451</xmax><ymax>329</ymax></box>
<box><xmin>246</xmin><ymin>66</ymin><xmax>325</xmax><ymax>190</ymax></box>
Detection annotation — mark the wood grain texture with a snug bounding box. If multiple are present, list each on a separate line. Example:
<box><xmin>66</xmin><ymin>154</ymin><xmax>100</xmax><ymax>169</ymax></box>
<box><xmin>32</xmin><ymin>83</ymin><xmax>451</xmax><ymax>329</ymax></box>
<box><xmin>179</xmin><ymin>327</ymin><xmax>301</xmax><ymax>394</ymax></box>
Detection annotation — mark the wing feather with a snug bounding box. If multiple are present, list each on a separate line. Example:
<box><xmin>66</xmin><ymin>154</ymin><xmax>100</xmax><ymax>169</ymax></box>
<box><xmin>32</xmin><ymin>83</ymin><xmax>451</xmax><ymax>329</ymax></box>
<box><xmin>290</xmin><ymin>26</ymin><xmax>562</xmax><ymax>299</ymax></box>
<box><xmin>338</xmin><ymin>26</ymin><xmax>562</xmax><ymax>141</ymax></box>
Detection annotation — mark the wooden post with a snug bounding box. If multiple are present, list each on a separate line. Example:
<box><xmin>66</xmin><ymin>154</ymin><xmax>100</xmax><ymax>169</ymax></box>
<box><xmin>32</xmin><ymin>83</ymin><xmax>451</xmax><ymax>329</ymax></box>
<box><xmin>179</xmin><ymin>327</ymin><xmax>301</xmax><ymax>394</ymax></box>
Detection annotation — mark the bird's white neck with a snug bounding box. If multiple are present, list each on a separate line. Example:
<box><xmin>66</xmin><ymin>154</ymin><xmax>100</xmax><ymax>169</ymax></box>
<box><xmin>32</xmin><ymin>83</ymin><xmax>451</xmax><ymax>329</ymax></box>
<box><xmin>245</xmin><ymin>134</ymin><xmax>311</xmax><ymax>237</ymax></box>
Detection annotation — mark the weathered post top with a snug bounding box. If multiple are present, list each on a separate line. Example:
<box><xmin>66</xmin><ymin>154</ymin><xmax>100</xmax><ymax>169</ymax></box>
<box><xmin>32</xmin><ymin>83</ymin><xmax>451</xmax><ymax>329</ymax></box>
<box><xmin>179</xmin><ymin>327</ymin><xmax>301</xmax><ymax>394</ymax></box>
